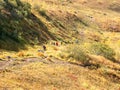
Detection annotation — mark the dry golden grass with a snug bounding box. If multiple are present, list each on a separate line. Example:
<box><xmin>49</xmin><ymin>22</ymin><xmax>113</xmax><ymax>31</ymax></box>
<box><xmin>0</xmin><ymin>61</ymin><xmax>119</xmax><ymax>90</ymax></box>
<box><xmin>0</xmin><ymin>0</ymin><xmax>120</xmax><ymax>90</ymax></box>
<box><xmin>17</xmin><ymin>52</ymin><xmax>25</xmax><ymax>57</ymax></box>
<box><xmin>37</xmin><ymin>52</ymin><xmax>45</xmax><ymax>57</ymax></box>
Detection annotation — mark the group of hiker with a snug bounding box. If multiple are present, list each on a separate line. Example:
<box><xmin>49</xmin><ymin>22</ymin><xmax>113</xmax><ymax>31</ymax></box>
<box><xmin>42</xmin><ymin>41</ymin><xmax>61</xmax><ymax>51</ymax></box>
<box><xmin>42</xmin><ymin>40</ymin><xmax>80</xmax><ymax>51</ymax></box>
<box><xmin>50</xmin><ymin>41</ymin><xmax>61</xmax><ymax>46</ymax></box>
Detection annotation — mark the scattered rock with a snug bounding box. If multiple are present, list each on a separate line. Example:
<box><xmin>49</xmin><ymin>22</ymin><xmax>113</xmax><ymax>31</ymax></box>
<box><xmin>38</xmin><ymin>50</ymin><xmax>44</xmax><ymax>53</ymax></box>
<box><xmin>6</xmin><ymin>56</ymin><xmax>11</xmax><ymax>59</ymax></box>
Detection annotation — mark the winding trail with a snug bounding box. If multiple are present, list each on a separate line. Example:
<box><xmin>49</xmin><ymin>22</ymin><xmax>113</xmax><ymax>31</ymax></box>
<box><xmin>0</xmin><ymin>56</ymin><xmax>74</xmax><ymax>71</ymax></box>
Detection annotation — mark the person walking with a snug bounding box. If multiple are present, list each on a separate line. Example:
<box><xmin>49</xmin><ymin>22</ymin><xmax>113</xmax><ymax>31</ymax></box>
<box><xmin>43</xmin><ymin>45</ymin><xmax>47</xmax><ymax>51</ymax></box>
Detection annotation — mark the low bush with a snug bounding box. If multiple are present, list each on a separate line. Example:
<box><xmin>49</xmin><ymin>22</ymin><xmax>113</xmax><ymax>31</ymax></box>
<box><xmin>90</xmin><ymin>42</ymin><xmax>115</xmax><ymax>60</ymax></box>
<box><xmin>3</xmin><ymin>0</ymin><xmax>31</xmax><ymax>19</ymax></box>
<box><xmin>60</xmin><ymin>44</ymin><xmax>89</xmax><ymax>65</ymax></box>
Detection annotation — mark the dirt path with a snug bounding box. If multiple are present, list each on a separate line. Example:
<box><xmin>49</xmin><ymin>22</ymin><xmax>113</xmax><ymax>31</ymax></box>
<box><xmin>0</xmin><ymin>56</ymin><xmax>73</xmax><ymax>71</ymax></box>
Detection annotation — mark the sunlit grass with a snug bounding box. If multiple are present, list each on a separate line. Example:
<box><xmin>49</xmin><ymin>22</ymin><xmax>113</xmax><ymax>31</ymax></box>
<box><xmin>0</xmin><ymin>0</ymin><xmax>120</xmax><ymax>90</ymax></box>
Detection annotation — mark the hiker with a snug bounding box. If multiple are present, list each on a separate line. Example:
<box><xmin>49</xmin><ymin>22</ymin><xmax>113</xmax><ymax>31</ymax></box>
<box><xmin>56</xmin><ymin>41</ymin><xmax>59</xmax><ymax>46</ymax></box>
<box><xmin>52</xmin><ymin>42</ymin><xmax>56</xmax><ymax>45</ymax></box>
<box><xmin>43</xmin><ymin>45</ymin><xmax>47</xmax><ymax>51</ymax></box>
<box><xmin>50</xmin><ymin>41</ymin><xmax>56</xmax><ymax>45</ymax></box>
<box><xmin>50</xmin><ymin>41</ymin><xmax>53</xmax><ymax>45</ymax></box>
<box><xmin>53</xmin><ymin>42</ymin><xmax>56</xmax><ymax>45</ymax></box>
<box><xmin>6</xmin><ymin>56</ymin><xmax>11</xmax><ymax>60</ymax></box>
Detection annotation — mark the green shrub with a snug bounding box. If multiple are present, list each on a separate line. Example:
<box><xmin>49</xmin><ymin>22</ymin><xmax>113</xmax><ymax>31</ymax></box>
<box><xmin>8</xmin><ymin>0</ymin><xmax>18</xmax><ymax>7</ymax></box>
<box><xmin>3</xmin><ymin>0</ymin><xmax>31</xmax><ymax>18</ymax></box>
<box><xmin>90</xmin><ymin>42</ymin><xmax>115</xmax><ymax>60</ymax></box>
<box><xmin>60</xmin><ymin>44</ymin><xmax>89</xmax><ymax>64</ymax></box>
<box><xmin>39</xmin><ymin>9</ymin><xmax>47</xmax><ymax>17</ymax></box>
<box><xmin>0</xmin><ymin>1</ymin><xmax>5</xmax><ymax>9</ymax></box>
<box><xmin>22</xmin><ymin>2</ymin><xmax>31</xmax><ymax>15</ymax></box>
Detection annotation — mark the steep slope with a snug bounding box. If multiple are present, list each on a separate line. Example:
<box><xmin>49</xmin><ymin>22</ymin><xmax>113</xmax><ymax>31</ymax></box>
<box><xmin>1</xmin><ymin>0</ymin><xmax>120</xmax><ymax>51</ymax></box>
<box><xmin>0</xmin><ymin>0</ymin><xmax>56</xmax><ymax>51</ymax></box>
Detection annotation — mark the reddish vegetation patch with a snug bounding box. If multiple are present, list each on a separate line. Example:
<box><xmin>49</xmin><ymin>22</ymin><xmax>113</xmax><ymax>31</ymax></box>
<box><xmin>104</xmin><ymin>72</ymin><xmax>120</xmax><ymax>83</ymax></box>
<box><xmin>67</xmin><ymin>73</ymin><xmax>78</xmax><ymax>81</ymax></box>
<box><xmin>99</xmin><ymin>19</ymin><xmax>120</xmax><ymax>32</ymax></box>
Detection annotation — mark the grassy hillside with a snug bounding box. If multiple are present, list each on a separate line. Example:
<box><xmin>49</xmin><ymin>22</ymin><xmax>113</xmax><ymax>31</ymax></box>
<box><xmin>20</xmin><ymin>0</ymin><xmax>120</xmax><ymax>60</ymax></box>
<box><xmin>0</xmin><ymin>0</ymin><xmax>56</xmax><ymax>51</ymax></box>
<box><xmin>0</xmin><ymin>0</ymin><xmax>120</xmax><ymax>90</ymax></box>
<box><xmin>0</xmin><ymin>0</ymin><xmax>120</xmax><ymax>50</ymax></box>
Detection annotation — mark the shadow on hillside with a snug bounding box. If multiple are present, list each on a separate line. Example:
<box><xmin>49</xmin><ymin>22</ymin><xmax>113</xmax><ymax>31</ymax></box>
<box><xmin>109</xmin><ymin>3</ymin><xmax>120</xmax><ymax>13</ymax></box>
<box><xmin>28</xmin><ymin>13</ymin><xmax>56</xmax><ymax>41</ymax></box>
<box><xmin>0</xmin><ymin>0</ymin><xmax>56</xmax><ymax>51</ymax></box>
<box><xmin>39</xmin><ymin>11</ymin><xmax>66</xmax><ymax>29</ymax></box>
